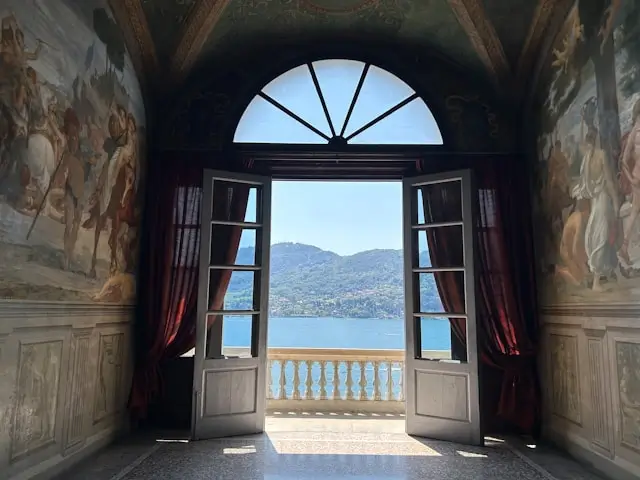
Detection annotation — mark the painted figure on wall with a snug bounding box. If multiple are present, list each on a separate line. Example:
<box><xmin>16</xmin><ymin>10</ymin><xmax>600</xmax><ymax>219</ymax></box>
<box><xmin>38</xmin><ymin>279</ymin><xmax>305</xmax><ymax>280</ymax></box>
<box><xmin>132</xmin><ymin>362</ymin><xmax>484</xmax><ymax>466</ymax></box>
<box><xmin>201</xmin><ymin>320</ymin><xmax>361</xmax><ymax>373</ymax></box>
<box><xmin>0</xmin><ymin>1</ymin><xmax>145</xmax><ymax>304</ymax></box>
<box><xmin>534</xmin><ymin>0</ymin><xmax>640</xmax><ymax>305</ymax></box>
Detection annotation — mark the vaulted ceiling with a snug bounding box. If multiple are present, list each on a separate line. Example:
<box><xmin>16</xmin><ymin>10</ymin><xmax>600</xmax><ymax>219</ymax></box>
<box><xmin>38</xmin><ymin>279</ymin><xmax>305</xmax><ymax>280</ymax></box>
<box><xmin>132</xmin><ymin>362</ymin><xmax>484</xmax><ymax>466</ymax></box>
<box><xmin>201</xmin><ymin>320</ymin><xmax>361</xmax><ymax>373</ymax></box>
<box><xmin>111</xmin><ymin>0</ymin><xmax>571</xmax><ymax>100</ymax></box>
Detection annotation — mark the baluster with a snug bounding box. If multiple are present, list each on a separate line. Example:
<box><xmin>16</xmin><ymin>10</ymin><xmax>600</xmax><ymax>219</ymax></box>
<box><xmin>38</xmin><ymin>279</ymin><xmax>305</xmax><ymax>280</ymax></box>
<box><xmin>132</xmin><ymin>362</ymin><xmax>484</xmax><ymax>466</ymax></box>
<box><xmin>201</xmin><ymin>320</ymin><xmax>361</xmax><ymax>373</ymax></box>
<box><xmin>278</xmin><ymin>360</ymin><xmax>287</xmax><ymax>400</ymax></box>
<box><xmin>332</xmin><ymin>361</ymin><xmax>340</xmax><ymax>400</ymax></box>
<box><xmin>386</xmin><ymin>361</ymin><xmax>393</xmax><ymax>401</ymax></box>
<box><xmin>319</xmin><ymin>361</ymin><xmax>328</xmax><ymax>400</ymax></box>
<box><xmin>292</xmin><ymin>360</ymin><xmax>301</xmax><ymax>400</ymax></box>
<box><xmin>373</xmin><ymin>361</ymin><xmax>382</xmax><ymax>401</ymax></box>
<box><xmin>398</xmin><ymin>361</ymin><xmax>405</xmax><ymax>402</ymax></box>
<box><xmin>266</xmin><ymin>359</ymin><xmax>273</xmax><ymax>399</ymax></box>
<box><xmin>346</xmin><ymin>361</ymin><xmax>354</xmax><ymax>400</ymax></box>
<box><xmin>305</xmin><ymin>360</ymin><xmax>314</xmax><ymax>399</ymax></box>
<box><xmin>358</xmin><ymin>361</ymin><xmax>367</xmax><ymax>400</ymax></box>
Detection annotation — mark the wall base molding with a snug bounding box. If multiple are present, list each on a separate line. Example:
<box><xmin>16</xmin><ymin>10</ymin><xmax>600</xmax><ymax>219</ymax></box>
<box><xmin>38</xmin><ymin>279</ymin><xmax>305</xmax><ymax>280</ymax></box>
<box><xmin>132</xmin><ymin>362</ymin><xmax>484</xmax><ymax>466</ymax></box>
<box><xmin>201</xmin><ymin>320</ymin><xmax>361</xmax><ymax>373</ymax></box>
<box><xmin>544</xmin><ymin>427</ymin><xmax>640</xmax><ymax>480</ymax></box>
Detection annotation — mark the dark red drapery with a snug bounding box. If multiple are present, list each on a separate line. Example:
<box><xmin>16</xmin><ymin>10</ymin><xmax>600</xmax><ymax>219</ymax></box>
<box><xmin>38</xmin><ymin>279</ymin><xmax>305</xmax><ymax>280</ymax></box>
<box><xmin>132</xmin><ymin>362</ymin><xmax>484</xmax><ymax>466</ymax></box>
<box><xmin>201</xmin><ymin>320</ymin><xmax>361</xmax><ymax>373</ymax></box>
<box><xmin>129</xmin><ymin>156</ymin><xmax>203</xmax><ymax>419</ymax></box>
<box><xmin>129</xmin><ymin>153</ymin><xmax>250</xmax><ymax>419</ymax></box>
<box><xmin>420</xmin><ymin>158</ymin><xmax>540</xmax><ymax>434</ymax></box>
<box><xmin>475</xmin><ymin>160</ymin><xmax>539</xmax><ymax>434</ymax></box>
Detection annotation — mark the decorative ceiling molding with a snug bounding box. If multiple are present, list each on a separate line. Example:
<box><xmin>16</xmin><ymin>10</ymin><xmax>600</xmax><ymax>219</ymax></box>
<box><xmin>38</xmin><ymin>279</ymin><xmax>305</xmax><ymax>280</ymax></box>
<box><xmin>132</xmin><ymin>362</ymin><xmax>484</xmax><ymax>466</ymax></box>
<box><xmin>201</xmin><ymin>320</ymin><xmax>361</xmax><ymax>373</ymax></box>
<box><xmin>516</xmin><ymin>0</ymin><xmax>560</xmax><ymax>84</ymax></box>
<box><xmin>170</xmin><ymin>0</ymin><xmax>231</xmax><ymax>83</ymax></box>
<box><xmin>447</xmin><ymin>0</ymin><xmax>511</xmax><ymax>84</ymax></box>
<box><xmin>108</xmin><ymin>0</ymin><xmax>159</xmax><ymax>92</ymax></box>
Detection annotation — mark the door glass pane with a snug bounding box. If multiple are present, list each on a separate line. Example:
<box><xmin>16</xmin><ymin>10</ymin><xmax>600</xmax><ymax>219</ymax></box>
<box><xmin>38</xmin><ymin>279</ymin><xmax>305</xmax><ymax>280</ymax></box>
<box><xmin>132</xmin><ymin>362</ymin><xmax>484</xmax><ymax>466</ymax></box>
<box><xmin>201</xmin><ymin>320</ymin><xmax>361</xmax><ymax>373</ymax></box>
<box><xmin>209</xmin><ymin>227</ymin><xmax>259</xmax><ymax>266</ymax></box>
<box><xmin>223</xmin><ymin>315</ymin><xmax>255</xmax><ymax>358</ymax></box>
<box><xmin>211</xmin><ymin>181</ymin><xmax>260</xmax><ymax>223</ymax></box>
<box><xmin>208</xmin><ymin>270</ymin><xmax>257</xmax><ymax>311</ymax></box>
<box><xmin>414</xmin><ymin>180</ymin><xmax>462</xmax><ymax>225</ymax></box>
<box><xmin>417</xmin><ymin>226</ymin><xmax>464</xmax><ymax>268</ymax></box>
<box><xmin>417</xmin><ymin>316</ymin><xmax>467</xmax><ymax>363</ymax></box>
<box><xmin>206</xmin><ymin>314</ymin><xmax>256</xmax><ymax>358</ymax></box>
<box><xmin>417</xmin><ymin>272</ymin><xmax>466</xmax><ymax>314</ymax></box>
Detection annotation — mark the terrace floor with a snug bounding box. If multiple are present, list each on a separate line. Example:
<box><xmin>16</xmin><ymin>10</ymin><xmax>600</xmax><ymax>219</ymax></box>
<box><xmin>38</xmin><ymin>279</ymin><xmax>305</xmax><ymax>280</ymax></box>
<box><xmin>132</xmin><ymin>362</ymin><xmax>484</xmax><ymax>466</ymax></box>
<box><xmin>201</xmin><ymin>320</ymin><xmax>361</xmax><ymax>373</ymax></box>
<box><xmin>61</xmin><ymin>414</ymin><xmax>608</xmax><ymax>480</ymax></box>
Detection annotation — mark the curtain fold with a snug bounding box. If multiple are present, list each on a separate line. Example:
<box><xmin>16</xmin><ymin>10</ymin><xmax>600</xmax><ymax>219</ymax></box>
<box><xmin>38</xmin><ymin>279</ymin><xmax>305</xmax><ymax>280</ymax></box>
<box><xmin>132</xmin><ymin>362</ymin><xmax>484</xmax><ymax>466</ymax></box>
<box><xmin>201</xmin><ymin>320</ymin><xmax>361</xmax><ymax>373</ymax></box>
<box><xmin>129</xmin><ymin>153</ymin><xmax>250</xmax><ymax>419</ymax></box>
<box><xmin>420</xmin><ymin>158</ymin><xmax>540</xmax><ymax>434</ymax></box>
<box><xmin>475</xmin><ymin>160</ymin><xmax>539</xmax><ymax>434</ymax></box>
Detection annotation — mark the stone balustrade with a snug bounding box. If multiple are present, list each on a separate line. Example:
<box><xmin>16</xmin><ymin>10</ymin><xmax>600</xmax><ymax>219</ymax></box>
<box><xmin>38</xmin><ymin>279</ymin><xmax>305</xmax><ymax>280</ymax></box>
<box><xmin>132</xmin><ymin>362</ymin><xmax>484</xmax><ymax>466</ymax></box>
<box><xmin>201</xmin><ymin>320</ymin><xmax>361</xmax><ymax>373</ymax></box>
<box><xmin>265</xmin><ymin>348</ymin><xmax>406</xmax><ymax>413</ymax></box>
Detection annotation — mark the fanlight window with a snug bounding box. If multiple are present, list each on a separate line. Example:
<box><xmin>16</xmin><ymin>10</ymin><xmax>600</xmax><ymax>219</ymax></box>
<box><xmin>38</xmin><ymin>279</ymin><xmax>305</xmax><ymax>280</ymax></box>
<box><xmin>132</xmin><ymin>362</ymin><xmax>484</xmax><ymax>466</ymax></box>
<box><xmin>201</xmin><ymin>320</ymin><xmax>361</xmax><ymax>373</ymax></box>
<box><xmin>234</xmin><ymin>59</ymin><xmax>443</xmax><ymax>145</ymax></box>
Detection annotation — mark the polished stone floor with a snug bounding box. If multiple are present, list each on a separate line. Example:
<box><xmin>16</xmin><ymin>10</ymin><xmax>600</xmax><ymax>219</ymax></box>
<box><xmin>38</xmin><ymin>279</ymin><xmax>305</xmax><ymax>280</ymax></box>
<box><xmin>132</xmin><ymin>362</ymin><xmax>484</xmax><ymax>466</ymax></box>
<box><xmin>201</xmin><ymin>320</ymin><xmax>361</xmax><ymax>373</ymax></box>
<box><xmin>63</xmin><ymin>414</ymin><xmax>607</xmax><ymax>480</ymax></box>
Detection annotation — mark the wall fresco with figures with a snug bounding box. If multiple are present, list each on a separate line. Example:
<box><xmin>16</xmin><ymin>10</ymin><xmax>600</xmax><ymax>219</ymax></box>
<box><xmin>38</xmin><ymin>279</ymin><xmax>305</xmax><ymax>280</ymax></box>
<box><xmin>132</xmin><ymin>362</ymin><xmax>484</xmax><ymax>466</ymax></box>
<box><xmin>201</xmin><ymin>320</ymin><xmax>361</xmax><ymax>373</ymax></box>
<box><xmin>534</xmin><ymin>1</ymin><xmax>640</xmax><ymax>475</ymax></box>
<box><xmin>0</xmin><ymin>1</ymin><xmax>145</xmax><ymax>304</ymax></box>
<box><xmin>533</xmin><ymin>0</ymin><xmax>640</xmax><ymax>306</ymax></box>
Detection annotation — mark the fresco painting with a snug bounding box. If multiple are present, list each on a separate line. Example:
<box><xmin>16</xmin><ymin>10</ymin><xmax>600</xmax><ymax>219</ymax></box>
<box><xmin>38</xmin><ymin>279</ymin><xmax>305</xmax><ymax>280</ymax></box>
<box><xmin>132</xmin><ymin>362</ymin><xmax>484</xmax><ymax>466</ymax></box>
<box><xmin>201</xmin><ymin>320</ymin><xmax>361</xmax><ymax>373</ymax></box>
<box><xmin>0</xmin><ymin>1</ymin><xmax>145</xmax><ymax>303</ymax></box>
<box><xmin>534</xmin><ymin>0</ymin><xmax>640</xmax><ymax>305</ymax></box>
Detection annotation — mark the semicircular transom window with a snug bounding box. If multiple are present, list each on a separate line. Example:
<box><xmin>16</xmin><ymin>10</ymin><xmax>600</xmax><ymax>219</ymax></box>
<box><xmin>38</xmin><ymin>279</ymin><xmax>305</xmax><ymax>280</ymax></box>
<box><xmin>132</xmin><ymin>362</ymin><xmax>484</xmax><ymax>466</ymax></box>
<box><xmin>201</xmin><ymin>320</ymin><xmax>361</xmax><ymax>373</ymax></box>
<box><xmin>234</xmin><ymin>59</ymin><xmax>444</xmax><ymax>146</ymax></box>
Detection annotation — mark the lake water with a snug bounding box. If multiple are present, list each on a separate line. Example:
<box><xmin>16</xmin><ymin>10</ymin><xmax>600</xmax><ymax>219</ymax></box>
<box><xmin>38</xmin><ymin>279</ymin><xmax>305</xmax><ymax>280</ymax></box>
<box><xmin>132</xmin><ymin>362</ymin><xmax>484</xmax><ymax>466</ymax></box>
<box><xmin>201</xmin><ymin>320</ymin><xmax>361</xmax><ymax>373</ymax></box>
<box><xmin>223</xmin><ymin>316</ymin><xmax>452</xmax><ymax>350</ymax></box>
<box><xmin>221</xmin><ymin>316</ymin><xmax>452</xmax><ymax>399</ymax></box>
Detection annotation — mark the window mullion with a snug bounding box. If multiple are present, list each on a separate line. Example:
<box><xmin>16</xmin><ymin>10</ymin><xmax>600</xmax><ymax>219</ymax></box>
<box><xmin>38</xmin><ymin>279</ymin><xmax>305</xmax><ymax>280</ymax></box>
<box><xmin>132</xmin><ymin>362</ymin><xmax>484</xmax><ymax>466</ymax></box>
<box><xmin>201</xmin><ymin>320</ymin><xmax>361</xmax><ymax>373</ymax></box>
<box><xmin>345</xmin><ymin>93</ymin><xmax>418</xmax><ymax>142</ymax></box>
<box><xmin>340</xmin><ymin>63</ymin><xmax>369</xmax><ymax>137</ymax></box>
<box><xmin>258</xmin><ymin>92</ymin><xmax>331</xmax><ymax>141</ymax></box>
<box><xmin>307</xmin><ymin>63</ymin><xmax>336</xmax><ymax>138</ymax></box>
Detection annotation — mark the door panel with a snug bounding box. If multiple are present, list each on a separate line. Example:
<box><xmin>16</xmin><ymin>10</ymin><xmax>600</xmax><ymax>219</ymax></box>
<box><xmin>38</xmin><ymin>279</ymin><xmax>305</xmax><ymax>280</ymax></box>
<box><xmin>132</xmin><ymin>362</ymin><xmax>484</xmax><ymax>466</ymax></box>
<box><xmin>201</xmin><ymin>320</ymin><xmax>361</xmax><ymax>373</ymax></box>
<box><xmin>403</xmin><ymin>169</ymin><xmax>482</xmax><ymax>446</ymax></box>
<box><xmin>192</xmin><ymin>169</ymin><xmax>271</xmax><ymax>440</ymax></box>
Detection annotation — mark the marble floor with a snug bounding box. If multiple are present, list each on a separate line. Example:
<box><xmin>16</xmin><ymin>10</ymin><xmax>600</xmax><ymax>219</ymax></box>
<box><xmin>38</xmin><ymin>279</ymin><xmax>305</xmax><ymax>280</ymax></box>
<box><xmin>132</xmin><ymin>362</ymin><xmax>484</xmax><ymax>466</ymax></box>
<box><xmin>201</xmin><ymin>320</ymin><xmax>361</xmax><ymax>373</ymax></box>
<box><xmin>62</xmin><ymin>414</ymin><xmax>608</xmax><ymax>480</ymax></box>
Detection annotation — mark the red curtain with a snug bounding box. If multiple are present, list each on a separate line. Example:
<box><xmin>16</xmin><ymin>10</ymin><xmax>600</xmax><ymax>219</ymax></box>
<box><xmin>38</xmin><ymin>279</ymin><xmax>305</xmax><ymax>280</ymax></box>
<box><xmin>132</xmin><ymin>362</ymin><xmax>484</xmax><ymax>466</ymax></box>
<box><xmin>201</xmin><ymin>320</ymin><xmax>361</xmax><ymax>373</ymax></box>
<box><xmin>129</xmin><ymin>154</ymin><xmax>250</xmax><ymax>419</ymax></box>
<box><xmin>420</xmin><ymin>158</ymin><xmax>540</xmax><ymax>434</ymax></box>
<box><xmin>129</xmin><ymin>157</ymin><xmax>203</xmax><ymax>419</ymax></box>
<box><xmin>475</xmin><ymin>160</ymin><xmax>539</xmax><ymax>434</ymax></box>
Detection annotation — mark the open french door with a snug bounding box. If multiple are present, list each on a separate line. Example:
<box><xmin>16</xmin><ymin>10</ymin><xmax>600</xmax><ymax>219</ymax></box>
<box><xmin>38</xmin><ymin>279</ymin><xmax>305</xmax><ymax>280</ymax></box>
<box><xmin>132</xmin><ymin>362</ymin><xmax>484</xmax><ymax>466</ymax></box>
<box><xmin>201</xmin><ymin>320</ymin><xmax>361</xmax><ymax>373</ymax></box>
<box><xmin>192</xmin><ymin>169</ymin><xmax>272</xmax><ymax>440</ymax></box>
<box><xmin>402</xmin><ymin>169</ymin><xmax>482</xmax><ymax>446</ymax></box>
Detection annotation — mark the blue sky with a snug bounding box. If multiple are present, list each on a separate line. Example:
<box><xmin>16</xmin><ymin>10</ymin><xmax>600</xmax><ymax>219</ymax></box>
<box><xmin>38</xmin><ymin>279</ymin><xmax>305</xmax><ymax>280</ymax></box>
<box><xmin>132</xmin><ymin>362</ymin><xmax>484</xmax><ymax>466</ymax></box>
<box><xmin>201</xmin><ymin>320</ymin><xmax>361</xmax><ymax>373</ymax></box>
<box><xmin>237</xmin><ymin>59</ymin><xmax>442</xmax><ymax>255</ymax></box>
<box><xmin>271</xmin><ymin>181</ymin><xmax>402</xmax><ymax>255</ymax></box>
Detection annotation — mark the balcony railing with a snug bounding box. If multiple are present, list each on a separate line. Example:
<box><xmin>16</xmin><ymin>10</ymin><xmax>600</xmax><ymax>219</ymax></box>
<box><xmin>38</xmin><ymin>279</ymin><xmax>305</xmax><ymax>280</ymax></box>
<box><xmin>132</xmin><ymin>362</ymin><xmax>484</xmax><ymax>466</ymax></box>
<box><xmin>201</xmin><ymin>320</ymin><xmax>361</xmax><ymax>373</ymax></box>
<box><xmin>196</xmin><ymin>347</ymin><xmax>449</xmax><ymax>414</ymax></box>
<box><xmin>264</xmin><ymin>348</ymin><xmax>406</xmax><ymax>413</ymax></box>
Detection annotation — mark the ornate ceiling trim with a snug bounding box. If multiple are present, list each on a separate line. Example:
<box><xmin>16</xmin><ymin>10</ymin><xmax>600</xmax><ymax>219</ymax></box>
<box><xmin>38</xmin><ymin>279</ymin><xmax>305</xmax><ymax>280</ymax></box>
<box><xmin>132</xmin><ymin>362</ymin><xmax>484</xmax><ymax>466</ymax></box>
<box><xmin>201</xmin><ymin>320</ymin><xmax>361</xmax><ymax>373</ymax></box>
<box><xmin>447</xmin><ymin>0</ymin><xmax>510</xmax><ymax>83</ymax></box>
<box><xmin>515</xmin><ymin>0</ymin><xmax>558</xmax><ymax>85</ymax></box>
<box><xmin>170</xmin><ymin>0</ymin><xmax>231</xmax><ymax>83</ymax></box>
<box><xmin>108</xmin><ymin>0</ymin><xmax>159</xmax><ymax>91</ymax></box>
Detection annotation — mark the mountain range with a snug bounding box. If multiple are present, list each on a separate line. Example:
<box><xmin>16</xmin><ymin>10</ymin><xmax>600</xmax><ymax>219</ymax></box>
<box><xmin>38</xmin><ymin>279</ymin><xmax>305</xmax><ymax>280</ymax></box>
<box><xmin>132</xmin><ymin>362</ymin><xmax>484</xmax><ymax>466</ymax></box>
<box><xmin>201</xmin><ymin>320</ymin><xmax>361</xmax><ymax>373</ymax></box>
<box><xmin>225</xmin><ymin>242</ymin><xmax>440</xmax><ymax>318</ymax></box>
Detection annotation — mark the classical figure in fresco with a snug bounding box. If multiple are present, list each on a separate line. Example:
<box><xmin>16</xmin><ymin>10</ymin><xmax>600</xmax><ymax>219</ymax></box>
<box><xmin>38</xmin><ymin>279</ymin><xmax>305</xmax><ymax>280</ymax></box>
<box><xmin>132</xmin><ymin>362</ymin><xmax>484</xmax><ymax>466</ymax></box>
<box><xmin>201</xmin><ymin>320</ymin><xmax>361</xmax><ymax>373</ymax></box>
<box><xmin>546</xmin><ymin>139</ymin><xmax>574</xmax><ymax>230</ymax></box>
<box><xmin>618</xmin><ymin>100</ymin><xmax>640</xmax><ymax>265</ymax></box>
<box><xmin>60</xmin><ymin>108</ymin><xmax>84</xmax><ymax>271</ymax></box>
<box><xmin>0</xmin><ymin>14</ymin><xmax>42</xmax><ymax>70</ymax></box>
<box><xmin>84</xmin><ymin>105</ymin><xmax>139</xmax><ymax>277</ymax></box>
<box><xmin>572</xmin><ymin>127</ymin><xmax>620</xmax><ymax>291</ymax></box>
<box><xmin>557</xmin><ymin>199</ymin><xmax>590</xmax><ymax>286</ymax></box>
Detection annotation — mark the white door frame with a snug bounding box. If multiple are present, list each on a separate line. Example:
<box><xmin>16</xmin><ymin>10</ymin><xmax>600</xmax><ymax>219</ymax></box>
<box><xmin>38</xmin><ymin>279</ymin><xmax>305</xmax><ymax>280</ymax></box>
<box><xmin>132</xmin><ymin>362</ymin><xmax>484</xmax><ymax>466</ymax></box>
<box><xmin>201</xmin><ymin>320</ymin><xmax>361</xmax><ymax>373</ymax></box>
<box><xmin>192</xmin><ymin>169</ymin><xmax>272</xmax><ymax>440</ymax></box>
<box><xmin>402</xmin><ymin>169</ymin><xmax>482</xmax><ymax>446</ymax></box>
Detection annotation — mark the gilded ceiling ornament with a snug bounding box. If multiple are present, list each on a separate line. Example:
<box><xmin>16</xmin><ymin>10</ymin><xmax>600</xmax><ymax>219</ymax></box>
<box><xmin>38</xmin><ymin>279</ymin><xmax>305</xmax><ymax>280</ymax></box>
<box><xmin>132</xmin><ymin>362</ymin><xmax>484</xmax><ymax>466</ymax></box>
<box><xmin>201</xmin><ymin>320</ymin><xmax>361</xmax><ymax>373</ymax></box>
<box><xmin>108</xmin><ymin>0</ymin><xmax>158</xmax><ymax>91</ymax></box>
<box><xmin>447</xmin><ymin>0</ymin><xmax>510</xmax><ymax>85</ymax></box>
<box><xmin>171</xmin><ymin>0</ymin><xmax>231</xmax><ymax>82</ymax></box>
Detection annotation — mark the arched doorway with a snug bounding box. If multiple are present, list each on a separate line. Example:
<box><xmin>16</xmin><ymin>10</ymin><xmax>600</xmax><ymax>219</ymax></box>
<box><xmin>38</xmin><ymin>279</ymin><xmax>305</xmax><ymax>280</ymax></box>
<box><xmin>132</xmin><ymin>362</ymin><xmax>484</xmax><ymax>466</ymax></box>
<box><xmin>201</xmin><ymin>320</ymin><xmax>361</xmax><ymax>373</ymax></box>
<box><xmin>192</xmin><ymin>59</ymin><xmax>481</xmax><ymax>446</ymax></box>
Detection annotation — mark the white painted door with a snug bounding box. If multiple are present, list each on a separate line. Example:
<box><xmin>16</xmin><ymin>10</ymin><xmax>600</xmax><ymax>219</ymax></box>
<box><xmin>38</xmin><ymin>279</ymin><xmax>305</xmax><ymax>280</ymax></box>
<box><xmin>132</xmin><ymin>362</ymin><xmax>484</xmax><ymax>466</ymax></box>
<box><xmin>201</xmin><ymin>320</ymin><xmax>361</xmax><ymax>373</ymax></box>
<box><xmin>402</xmin><ymin>169</ymin><xmax>482</xmax><ymax>446</ymax></box>
<box><xmin>192</xmin><ymin>169</ymin><xmax>271</xmax><ymax>440</ymax></box>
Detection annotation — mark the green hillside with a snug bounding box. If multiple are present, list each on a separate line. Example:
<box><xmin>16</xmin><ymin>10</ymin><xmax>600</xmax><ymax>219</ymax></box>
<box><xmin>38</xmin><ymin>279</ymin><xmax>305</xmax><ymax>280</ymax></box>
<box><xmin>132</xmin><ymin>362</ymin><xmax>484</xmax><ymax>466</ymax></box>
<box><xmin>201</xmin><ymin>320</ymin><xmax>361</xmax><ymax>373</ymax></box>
<box><xmin>225</xmin><ymin>242</ymin><xmax>441</xmax><ymax>318</ymax></box>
